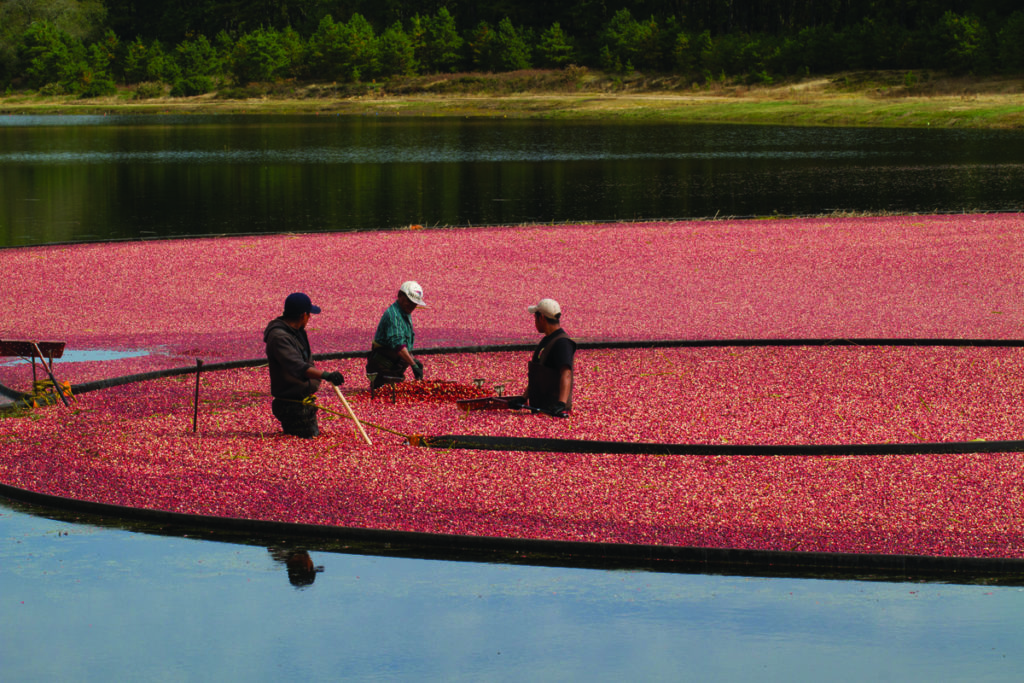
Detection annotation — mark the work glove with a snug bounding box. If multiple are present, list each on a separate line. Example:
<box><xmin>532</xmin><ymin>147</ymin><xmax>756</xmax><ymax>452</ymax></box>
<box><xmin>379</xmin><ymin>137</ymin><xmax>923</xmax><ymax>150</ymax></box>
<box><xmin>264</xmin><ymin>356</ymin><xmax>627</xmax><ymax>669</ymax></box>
<box><xmin>322</xmin><ymin>371</ymin><xmax>345</xmax><ymax>386</ymax></box>
<box><xmin>411</xmin><ymin>360</ymin><xmax>424</xmax><ymax>381</ymax></box>
<box><xmin>506</xmin><ymin>396</ymin><xmax>527</xmax><ymax>410</ymax></box>
<box><xmin>549</xmin><ymin>401</ymin><xmax>570</xmax><ymax>418</ymax></box>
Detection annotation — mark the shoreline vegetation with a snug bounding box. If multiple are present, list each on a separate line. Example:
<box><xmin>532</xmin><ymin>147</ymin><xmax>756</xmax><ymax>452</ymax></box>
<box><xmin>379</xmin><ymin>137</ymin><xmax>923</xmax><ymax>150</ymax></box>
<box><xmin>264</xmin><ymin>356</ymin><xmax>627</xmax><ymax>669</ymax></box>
<box><xmin>2</xmin><ymin>69</ymin><xmax>1023</xmax><ymax>128</ymax></box>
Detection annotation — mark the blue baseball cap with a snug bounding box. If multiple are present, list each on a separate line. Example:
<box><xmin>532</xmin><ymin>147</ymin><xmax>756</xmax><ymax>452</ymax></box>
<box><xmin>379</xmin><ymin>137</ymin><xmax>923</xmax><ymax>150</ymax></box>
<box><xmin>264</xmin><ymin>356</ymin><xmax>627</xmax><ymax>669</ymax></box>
<box><xmin>283</xmin><ymin>292</ymin><xmax>321</xmax><ymax>317</ymax></box>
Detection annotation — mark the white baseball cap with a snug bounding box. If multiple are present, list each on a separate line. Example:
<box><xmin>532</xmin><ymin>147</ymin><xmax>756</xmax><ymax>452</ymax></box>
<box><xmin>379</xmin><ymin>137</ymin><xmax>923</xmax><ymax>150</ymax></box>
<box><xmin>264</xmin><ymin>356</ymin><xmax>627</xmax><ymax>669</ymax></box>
<box><xmin>527</xmin><ymin>298</ymin><xmax>561</xmax><ymax>319</ymax></box>
<box><xmin>399</xmin><ymin>281</ymin><xmax>426</xmax><ymax>307</ymax></box>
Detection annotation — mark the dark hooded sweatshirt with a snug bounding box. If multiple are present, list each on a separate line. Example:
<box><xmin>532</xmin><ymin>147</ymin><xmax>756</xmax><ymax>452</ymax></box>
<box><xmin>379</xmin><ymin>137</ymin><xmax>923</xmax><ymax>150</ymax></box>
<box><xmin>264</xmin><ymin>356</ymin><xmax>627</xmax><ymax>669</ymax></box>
<box><xmin>263</xmin><ymin>317</ymin><xmax>321</xmax><ymax>400</ymax></box>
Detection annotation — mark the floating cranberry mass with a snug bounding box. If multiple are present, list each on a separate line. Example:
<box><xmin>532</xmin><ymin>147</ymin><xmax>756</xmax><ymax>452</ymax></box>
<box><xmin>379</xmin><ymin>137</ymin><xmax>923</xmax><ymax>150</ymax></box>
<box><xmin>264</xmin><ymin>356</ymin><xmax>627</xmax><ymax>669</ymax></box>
<box><xmin>1</xmin><ymin>216</ymin><xmax>1023</xmax><ymax>559</ymax></box>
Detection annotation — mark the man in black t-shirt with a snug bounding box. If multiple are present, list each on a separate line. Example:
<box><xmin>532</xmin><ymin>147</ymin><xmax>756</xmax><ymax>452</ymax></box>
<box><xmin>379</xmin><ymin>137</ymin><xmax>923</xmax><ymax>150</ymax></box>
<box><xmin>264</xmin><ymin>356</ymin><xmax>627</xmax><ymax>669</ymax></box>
<box><xmin>509</xmin><ymin>298</ymin><xmax>576</xmax><ymax>418</ymax></box>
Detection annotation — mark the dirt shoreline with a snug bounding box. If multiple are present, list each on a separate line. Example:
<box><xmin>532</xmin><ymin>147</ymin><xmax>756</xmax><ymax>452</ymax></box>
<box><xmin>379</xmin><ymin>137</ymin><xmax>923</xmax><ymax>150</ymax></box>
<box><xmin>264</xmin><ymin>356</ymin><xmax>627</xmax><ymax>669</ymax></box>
<box><xmin>2</xmin><ymin>71</ymin><xmax>1022</xmax><ymax>128</ymax></box>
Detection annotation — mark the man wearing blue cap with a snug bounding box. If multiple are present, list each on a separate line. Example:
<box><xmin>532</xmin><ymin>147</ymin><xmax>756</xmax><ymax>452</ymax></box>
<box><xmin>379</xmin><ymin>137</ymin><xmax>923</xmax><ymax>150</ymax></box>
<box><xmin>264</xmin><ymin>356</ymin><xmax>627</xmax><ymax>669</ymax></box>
<box><xmin>263</xmin><ymin>292</ymin><xmax>345</xmax><ymax>438</ymax></box>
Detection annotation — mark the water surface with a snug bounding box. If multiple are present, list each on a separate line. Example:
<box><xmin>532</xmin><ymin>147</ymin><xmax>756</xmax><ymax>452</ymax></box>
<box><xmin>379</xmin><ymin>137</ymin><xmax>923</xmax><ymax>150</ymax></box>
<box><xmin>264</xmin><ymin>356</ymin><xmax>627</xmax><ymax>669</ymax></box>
<box><xmin>2</xmin><ymin>115</ymin><xmax>1022</xmax><ymax>246</ymax></box>
<box><xmin>3</xmin><ymin>499</ymin><xmax>1023</xmax><ymax>681</ymax></box>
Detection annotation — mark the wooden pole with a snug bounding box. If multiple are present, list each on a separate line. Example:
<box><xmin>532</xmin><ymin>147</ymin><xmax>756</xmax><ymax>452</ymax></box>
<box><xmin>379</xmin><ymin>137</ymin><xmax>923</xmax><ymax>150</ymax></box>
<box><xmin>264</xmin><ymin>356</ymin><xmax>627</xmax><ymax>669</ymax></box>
<box><xmin>31</xmin><ymin>342</ymin><xmax>69</xmax><ymax>407</ymax></box>
<box><xmin>193</xmin><ymin>359</ymin><xmax>203</xmax><ymax>432</ymax></box>
<box><xmin>332</xmin><ymin>384</ymin><xmax>372</xmax><ymax>445</ymax></box>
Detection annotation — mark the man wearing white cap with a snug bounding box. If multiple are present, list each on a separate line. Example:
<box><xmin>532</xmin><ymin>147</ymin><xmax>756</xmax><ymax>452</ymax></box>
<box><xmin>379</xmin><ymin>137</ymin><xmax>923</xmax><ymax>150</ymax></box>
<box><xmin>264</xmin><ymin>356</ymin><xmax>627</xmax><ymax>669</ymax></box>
<box><xmin>366</xmin><ymin>281</ymin><xmax>427</xmax><ymax>389</ymax></box>
<box><xmin>508</xmin><ymin>298</ymin><xmax>576</xmax><ymax>417</ymax></box>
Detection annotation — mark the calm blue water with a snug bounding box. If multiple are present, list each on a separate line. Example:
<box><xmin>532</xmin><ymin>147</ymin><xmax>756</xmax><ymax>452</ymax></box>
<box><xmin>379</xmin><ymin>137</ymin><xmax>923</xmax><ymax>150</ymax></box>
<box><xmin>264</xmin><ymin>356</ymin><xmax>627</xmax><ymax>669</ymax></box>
<box><xmin>3</xmin><ymin>499</ymin><xmax>1024</xmax><ymax>681</ymax></box>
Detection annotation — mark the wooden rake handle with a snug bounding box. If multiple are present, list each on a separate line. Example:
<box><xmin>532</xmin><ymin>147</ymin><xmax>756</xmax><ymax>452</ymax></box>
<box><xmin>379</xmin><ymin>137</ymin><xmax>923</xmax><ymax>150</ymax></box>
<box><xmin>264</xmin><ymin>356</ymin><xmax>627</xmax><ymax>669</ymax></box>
<box><xmin>332</xmin><ymin>383</ymin><xmax>372</xmax><ymax>445</ymax></box>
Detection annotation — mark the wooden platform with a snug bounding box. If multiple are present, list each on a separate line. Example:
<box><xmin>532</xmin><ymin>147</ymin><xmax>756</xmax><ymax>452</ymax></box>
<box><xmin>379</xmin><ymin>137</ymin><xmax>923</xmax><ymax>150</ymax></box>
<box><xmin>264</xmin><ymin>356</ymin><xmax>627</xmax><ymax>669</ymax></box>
<box><xmin>0</xmin><ymin>340</ymin><xmax>65</xmax><ymax>360</ymax></box>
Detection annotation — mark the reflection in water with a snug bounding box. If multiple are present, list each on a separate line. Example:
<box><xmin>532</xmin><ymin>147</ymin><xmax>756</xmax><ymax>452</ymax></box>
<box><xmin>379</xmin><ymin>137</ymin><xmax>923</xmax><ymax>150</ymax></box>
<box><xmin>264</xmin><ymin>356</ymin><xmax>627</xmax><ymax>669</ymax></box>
<box><xmin>3</xmin><ymin>499</ymin><xmax>1024</xmax><ymax>680</ymax></box>
<box><xmin>1</xmin><ymin>116</ymin><xmax>1023</xmax><ymax>246</ymax></box>
<box><xmin>268</xmin><ymin>547</ymin><xmax>324</xmax><ymax>588</ymax></box>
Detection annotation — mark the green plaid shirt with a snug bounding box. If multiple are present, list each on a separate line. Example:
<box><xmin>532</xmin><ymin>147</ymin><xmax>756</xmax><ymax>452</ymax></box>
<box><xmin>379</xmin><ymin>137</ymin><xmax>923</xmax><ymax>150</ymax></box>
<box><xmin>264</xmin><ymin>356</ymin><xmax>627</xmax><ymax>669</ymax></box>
<box><xmin>373</xmin><ymin>301</ymin><xmax>415</xmax><ymax>352</ymax></box>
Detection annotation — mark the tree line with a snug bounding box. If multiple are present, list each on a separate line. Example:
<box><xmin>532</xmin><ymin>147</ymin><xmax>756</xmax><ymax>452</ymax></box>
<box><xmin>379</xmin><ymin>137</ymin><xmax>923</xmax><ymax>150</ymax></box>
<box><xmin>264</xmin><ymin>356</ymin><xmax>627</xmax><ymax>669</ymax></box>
<box><xmin>2</xmin><ymin>0</ymin><xmax>1023</xmax><ymax>98</ymax></box>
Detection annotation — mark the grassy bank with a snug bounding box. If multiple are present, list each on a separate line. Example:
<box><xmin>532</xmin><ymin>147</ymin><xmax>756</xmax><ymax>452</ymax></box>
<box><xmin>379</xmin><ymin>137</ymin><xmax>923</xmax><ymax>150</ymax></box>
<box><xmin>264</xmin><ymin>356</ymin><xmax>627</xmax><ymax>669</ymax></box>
<box><xmin>2</xmin><ymin>69</ymin><xmax>1022</xmax><ymax>128</ymax></box>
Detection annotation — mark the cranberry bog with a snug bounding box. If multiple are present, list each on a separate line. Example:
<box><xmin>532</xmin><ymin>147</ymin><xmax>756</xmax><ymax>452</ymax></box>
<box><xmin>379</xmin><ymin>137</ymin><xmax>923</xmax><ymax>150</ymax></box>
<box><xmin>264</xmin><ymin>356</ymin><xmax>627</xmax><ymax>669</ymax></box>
<box><xmin>2</xmin><ymin>215</ymin><xmax>1023</xmax><ymax>579</ymax></box>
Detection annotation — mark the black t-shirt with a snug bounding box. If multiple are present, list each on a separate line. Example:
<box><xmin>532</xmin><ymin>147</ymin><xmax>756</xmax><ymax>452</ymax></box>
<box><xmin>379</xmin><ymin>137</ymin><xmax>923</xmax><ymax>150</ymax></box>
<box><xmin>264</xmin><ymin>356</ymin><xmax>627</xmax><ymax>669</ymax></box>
<box><xmin>533</xmin><ymin>331</ymin><xmax>575</xmax><ymax>370</ymax></box>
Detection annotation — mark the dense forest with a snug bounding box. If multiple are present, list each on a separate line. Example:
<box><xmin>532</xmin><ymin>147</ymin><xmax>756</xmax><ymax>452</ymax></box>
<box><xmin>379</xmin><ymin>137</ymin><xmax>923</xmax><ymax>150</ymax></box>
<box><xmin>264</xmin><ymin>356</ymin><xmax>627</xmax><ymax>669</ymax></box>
<box><xmin>1</xmin><ymin>0</ymin><xmax>1023</xmax><ymax>98</ymax></box>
